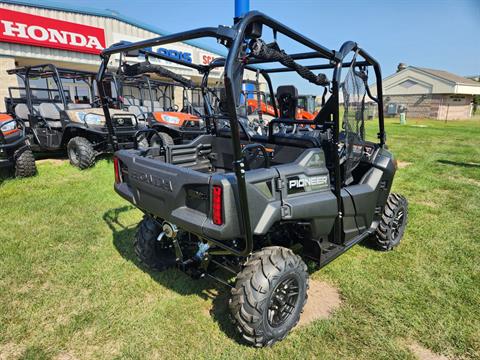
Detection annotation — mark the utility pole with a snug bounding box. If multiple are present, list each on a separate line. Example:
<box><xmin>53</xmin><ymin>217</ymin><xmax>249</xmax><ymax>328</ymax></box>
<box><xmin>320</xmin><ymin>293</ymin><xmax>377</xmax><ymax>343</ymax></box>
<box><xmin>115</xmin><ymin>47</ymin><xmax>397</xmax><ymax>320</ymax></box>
<box><xmin>235</xmin><ymin>0</ymin><xmax>249</xmax><ymax>20</ymax></box>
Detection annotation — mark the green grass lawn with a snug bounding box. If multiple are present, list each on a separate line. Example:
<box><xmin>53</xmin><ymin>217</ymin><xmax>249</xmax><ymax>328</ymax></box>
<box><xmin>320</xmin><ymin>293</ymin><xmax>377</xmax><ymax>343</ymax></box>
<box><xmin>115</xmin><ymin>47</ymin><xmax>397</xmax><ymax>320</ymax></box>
<box><xmin>1</xmin><ymin>119</ymin><xmax>479</xmax><ymax>359</ymax></box>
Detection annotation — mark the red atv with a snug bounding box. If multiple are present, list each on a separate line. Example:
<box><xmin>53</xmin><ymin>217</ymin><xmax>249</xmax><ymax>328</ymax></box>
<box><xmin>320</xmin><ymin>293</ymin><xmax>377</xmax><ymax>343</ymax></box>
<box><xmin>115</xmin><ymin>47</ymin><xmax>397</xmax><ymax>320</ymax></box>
<box><xmin>0</xmin><ymin>114</ymin><xmax>36</xmax><ymax>178</ymax></box>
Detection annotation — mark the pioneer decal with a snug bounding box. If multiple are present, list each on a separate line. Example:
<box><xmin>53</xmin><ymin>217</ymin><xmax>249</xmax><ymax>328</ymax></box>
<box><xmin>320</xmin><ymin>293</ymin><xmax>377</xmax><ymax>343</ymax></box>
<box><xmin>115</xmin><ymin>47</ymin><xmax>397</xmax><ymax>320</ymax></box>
<box><xmin>287</xmin><ymin>175</ymin><xmax>328</xmax><ymax>194</ymax></box>
<box><xmin>0</xmin><ymin>8</ymin><xmax>106</xmax><ymax>54</ymax></box>
<box><xmin>131</xmin><ymin>170</ymin><xmax>173</xmax><ymax>192</ymax></box>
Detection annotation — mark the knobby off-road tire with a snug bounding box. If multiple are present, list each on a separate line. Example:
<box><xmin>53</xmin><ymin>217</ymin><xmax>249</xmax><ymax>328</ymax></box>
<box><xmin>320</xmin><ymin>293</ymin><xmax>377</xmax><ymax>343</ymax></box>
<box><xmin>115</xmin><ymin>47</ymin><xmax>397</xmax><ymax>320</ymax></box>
<box><xmin>67</xmin><ymin>137</ymin><xmax>96</xmax><ymax>169</ymax></box>
<box><xmin>374</xmin><ymin>193</ymin><xmax>408</xmax><ymax>251</ymax></box>
<box><xmin>134</xmin><ymin>215</ymin><xmax>175</xmax><ymax>271</ymax></box>
<box><xmin>229</xmin><ymin>246</ymin><xmax>309</xmax><ymax>347</ymax></box>
<box><xmin>150</xmin><ymin>132</ymin><xmax>174</xmax><ymax>148</ymax></box>
<box><xmin>14</xmin><ymin>148</ymin><xmax>36</xmax><ymax>178</ymax></box>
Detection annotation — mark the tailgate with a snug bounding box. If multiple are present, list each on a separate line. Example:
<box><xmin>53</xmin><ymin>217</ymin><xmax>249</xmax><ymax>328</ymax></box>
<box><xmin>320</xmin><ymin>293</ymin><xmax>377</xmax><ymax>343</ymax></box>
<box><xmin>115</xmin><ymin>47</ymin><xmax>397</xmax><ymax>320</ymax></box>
<box><xmin>115</xmin><ymin>150</ymin><xmax>211</xmax><ymax>234</ymax></box>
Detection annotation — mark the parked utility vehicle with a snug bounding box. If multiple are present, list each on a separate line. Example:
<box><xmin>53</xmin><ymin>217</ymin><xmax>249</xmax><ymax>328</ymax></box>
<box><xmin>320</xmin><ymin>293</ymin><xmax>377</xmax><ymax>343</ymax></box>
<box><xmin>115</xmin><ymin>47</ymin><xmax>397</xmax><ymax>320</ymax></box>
<box><xmin>98</xmin><ymin>11</ymin><xmax>408</xmax><ymax>347</ymax></box>
<box><xmin>6</xmin><ymin>65</ymin><xmax>146</xmax><ymax>169</ymax></box>
<box><xmin>0</xmin><ymin>114</ymin><xmax>36</xmax><ymax>178</ymax></box>
<box><xmin>110</xmin><ymin>56</ymin><xmax>207</xmax><ymax>145</ymax></box>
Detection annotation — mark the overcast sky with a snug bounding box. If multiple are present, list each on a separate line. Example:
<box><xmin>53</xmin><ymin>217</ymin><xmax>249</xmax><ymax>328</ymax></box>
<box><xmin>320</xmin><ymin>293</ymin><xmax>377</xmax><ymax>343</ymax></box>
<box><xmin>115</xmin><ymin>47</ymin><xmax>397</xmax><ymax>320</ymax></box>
<box><xmin>42</xmin><ymin>0</ymin><xmax>480</xmax><ymax>95</ymax></box>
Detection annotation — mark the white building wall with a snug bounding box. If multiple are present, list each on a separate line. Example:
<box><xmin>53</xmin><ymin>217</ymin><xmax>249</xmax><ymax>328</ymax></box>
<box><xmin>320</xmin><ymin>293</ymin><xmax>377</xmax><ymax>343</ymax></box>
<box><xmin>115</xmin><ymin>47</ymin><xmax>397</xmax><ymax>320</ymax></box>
<box><xmin>0</xmin><ymin>2</ymin><xmax>223</xmax><ymax>74</ymax></box>
<box><xmin>382</xmin><ymin>68</ymin><xmax>456</xmax><ymax>95</ymax></box>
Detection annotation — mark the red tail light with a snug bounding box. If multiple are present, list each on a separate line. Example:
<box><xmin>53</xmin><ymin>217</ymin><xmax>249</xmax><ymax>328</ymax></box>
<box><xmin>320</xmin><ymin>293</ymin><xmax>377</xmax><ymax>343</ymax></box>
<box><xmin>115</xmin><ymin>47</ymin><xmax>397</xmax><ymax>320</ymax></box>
<box><xmin>212</xmin><ymin>185</ymin><xmax>223</xmax><ymax>225</ymax></box>
<box><xmin>113</xmin><ymin>157</ymin><xmax>122</xmax><ymax>183</ymax></box>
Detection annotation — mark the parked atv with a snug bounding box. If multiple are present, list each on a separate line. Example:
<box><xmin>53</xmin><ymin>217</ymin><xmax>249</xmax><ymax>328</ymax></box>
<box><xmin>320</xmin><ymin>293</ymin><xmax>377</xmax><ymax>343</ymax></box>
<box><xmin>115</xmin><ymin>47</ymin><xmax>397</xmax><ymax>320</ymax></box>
<box><xmin>5</xmin><ymin>65</ymin><xmax>147</xmax><ymax>169</ymax></box>
<box><xmin>0</xmin><ymin>114</ymin><xmax>36</xmax><ymax>178</ymax></box>
<box><xmin>110</xmin><ymin>60</ymin><xmax>207</xmax><ymax>145</ymax></box>
<box><xmin>98</xmin><ymin>11</ymin><xmax>408</xmax><ymax>347</ymax></box>
<box><xmin>296</xmin><ymin>94</ymin><xmax>317</xmax><ymax>120</ymax></box>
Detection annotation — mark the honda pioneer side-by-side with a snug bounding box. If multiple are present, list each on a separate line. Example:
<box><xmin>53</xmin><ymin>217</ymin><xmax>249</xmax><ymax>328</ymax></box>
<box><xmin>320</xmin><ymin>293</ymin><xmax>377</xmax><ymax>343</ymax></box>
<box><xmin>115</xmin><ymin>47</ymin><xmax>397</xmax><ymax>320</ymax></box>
<box><xmin>98</xmin><ymin>11</ymin><xmax>408</xmax><ymax>347</ymax></box>
<box><xmin>0</xmin><ymin>114</ymin><xmax>36</xmax><ymax>178</ymax></box>
<box><xmin>5</xmin><ymin>65</ymin><xmax>147</xmax><ymax>169</ymax></box>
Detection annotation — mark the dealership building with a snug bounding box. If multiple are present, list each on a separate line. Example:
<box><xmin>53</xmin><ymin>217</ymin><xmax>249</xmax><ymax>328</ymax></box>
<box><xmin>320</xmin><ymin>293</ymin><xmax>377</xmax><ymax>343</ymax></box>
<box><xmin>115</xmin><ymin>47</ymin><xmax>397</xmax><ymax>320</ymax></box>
<box><xmin>0</xmin><ymin>0</ymin><xmax>229</xmax><ymax>112</ymax></box>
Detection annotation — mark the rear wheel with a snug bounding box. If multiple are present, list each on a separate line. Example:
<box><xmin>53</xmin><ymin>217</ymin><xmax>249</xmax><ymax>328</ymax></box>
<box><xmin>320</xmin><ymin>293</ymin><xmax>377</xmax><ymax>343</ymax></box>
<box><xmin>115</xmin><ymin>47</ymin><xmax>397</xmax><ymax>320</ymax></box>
<box><xmin>67</xmin><ymin>137</ymin><xmax>95</xmax><ymax>169</ymax></box>
<box><xmin>374</xmin><ymin>193</ymin><xmax>408</xmax><ymax>250</ymax></box>
<box><xmin>134</xmin><ymin>215</ymin><xmax>176</xmax><ymax>271</ymax></box>
<box><xmin>150</xmin><ymin>132</ymin><xmax>174</xmax><ymax>147</ymax></box>
<box><xmin>14</xmin><ymin>148</ymin><xmax>36</xmax><ymax>178</ymax></box>
<box><xmin>229</xmin><ymin>246</ymin><xmax>309</xmax><ymax>347</ymax></box>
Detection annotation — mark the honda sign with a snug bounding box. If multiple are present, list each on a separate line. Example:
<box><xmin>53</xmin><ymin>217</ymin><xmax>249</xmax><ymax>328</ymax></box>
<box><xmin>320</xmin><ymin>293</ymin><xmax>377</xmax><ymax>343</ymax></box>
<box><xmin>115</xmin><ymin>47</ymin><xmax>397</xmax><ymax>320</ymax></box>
<box><xmin>0</xmin><ymin>8</ymin><xmax>106</xmax><ymax>54</ymax></box>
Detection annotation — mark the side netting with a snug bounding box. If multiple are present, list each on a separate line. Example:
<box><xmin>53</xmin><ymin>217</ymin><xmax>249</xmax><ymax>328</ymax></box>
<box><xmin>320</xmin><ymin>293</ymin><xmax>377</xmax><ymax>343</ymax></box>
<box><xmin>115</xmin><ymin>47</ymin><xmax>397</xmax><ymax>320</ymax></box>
<box><xmin>341</xmin><ymin>57</ymin><xmax>367</xmax><ymax>184</ymax></box>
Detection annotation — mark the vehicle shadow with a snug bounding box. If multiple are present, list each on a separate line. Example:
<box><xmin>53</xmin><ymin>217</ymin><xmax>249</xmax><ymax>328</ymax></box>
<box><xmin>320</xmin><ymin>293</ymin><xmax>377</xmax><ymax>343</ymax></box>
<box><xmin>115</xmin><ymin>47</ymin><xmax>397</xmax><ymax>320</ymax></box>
<box><xmin>437</xmin><ymin>159</ymin><xmax>480</xmax><ymax>168</ymax></box>
<box><xmin>102</xmin><ymin>206</ymin><xmax>241</xmax><ymax>343</ymax></box>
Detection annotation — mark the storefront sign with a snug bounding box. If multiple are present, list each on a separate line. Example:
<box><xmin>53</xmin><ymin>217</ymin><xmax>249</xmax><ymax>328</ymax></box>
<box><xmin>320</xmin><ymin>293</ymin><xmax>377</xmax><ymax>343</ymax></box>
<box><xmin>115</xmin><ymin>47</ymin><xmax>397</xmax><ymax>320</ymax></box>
<box><xmin>0</xmin><ymin>8</ymin><xmax>106</xmax><ymax>54</ymax></box>
<box><xmin>156</xmin><ymin>47</ymin><xmax>192</xmax><ymax>63</ymax></box>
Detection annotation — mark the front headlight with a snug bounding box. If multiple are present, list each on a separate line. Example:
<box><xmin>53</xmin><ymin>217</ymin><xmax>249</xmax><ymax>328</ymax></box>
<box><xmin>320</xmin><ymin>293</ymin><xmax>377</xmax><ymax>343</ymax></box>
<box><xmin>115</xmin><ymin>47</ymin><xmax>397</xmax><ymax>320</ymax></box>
<box><xmin>0</xmin><ymin>121</ymin><xmax>16</xmax><ymax>133</ymax></box>
<box><xmin>76</xmin><ymin>112</ymin><xmax>104</xmax><ymax>126</ymax></box>
<box><xmin>160</xmin><ymin>114</ymin><xmax>180</xmax><ymax>124</ymax></box>
<box><xmin>198</xmin><ymin>118</ymin><xmax>205</xmax><ymax>128</ymax></box>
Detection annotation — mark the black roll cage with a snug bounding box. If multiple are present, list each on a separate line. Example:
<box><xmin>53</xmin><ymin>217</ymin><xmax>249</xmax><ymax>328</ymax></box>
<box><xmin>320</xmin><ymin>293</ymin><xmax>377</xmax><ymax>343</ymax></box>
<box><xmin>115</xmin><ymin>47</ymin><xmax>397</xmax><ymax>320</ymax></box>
<box><xmin>110</xmin><ymin>73</ymin><xmax>205</xmax><ymax>116</ymax></box>
<box><xmin>8</xmin><ymin>65</ymin><xmax>98</xmax><ymax>113</ymax></box>
<box><xmin>97</xmin><ymin>10</ymin><xmax>386</xmax><ymax>257</ymax></box>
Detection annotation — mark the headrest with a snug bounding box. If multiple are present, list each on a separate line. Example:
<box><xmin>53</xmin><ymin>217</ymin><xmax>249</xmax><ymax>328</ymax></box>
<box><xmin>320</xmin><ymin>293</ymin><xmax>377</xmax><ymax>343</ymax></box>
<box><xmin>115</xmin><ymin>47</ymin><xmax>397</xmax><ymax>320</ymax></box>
<box><xmin>276</xmin><ymin>85</ymin><xmax>298</xmax><ymax>100</ymax></box>
<box><xmin>276</xmin><ymin>85</ymin><xmax>298</xmax><ymax>118</ymax></box>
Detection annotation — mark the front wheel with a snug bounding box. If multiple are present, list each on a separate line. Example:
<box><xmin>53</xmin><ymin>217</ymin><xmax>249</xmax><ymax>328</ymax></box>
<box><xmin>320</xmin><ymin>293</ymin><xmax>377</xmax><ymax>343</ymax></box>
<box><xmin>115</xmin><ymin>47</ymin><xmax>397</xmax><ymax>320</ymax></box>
<box><xmin>67</xmin><ymin>137</ymin><xmax>96</xmax><ymax>169</ymax></box>
<box><xmin>14</xmin><ymin>148</ymin><xmax>37</xmax><ymax>178</ymax></box>
<box><xmin>229</xmin><ymin>246</ymin><xmax>309</xmax><ymax>347</ymax></box>
<box><xmin>374</xmin><ymin>193</ymin><xmax>408</xmax><ymax>250</ymax></box>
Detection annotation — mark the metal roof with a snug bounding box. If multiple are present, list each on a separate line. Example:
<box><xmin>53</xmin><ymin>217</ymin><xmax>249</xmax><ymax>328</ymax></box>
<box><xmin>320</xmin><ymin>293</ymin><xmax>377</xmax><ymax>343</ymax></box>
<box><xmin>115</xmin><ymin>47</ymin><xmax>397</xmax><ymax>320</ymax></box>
<box><xmin>413</xmin><ymin>67</ymin><xmax>480</xmax><ymax>87</ymax></box>
<box><xmin>0</xmin><ymin>0</ymin><xmax>227</xmax><ymax>56</ymax></box>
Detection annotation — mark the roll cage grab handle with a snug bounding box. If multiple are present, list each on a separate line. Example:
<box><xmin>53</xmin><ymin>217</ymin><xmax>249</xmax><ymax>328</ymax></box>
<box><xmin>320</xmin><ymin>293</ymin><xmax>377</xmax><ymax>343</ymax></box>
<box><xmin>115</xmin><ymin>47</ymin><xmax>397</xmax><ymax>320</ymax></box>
<box><xmin>97</xmin><ymin>10</ymin><xmax>386</xmax><ymax>257</ymax></box>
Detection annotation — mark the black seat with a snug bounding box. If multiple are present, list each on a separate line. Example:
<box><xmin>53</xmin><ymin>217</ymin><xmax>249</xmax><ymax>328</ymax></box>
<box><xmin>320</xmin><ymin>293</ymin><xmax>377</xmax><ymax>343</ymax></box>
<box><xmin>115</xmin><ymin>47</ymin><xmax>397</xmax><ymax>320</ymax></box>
<box><xmin>276</xmin><ymin>85</ymin><xmax>298</xmax><ymax>119</ymax></box>
<box><xmin>217</xmin><ymin>85</ymin><xmax>322</xmax><ymax>149</ymax></box>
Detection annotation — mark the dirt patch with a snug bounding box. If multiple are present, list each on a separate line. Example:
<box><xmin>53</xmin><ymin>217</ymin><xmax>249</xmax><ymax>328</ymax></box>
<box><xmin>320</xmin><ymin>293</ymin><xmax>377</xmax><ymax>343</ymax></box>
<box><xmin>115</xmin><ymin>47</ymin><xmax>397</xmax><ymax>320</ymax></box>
<box><xmin>297</xmin><ymin>280</ymin><xmax>341</xmax><ymax>327</ymax></box>
<box><xmin>54</xmin><ymin>353</ymin><xmax>78</xmax><ymax>360</ymax></box>
<box><xmin>417</xmin><ymin>200</ymin><xmax>438</xmax><ymax>208</ymax></box>
<box><xmin>407</xmin><ymin>342</ymin><xmax>449</xmax><ymax>360</ymax></box>
<box><xmin>36</xmin><ymin>159</ymin><xmax>67</xmax><ymax>165</ymax></box>
<box><xmin>397</xmin><ymin>161</ymin><xmax>412</xmax><ymax>169</ymax></box>
<box><xmin>0</xmin><ymin>342</ymin><xmax>26</xmax><ymax>360</ymax></box>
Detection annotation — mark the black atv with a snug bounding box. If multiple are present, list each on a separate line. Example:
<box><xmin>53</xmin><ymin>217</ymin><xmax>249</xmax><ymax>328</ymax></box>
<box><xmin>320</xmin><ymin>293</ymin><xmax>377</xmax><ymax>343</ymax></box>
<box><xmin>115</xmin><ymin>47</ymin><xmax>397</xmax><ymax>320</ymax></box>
<box><xmin>5</xmin><ymin>65</ymin><xmax>147</xmax><ymax>169</ymax></box>
<box><xmin>0</xmin><ymin>115</ymin><xmax>36</xmax><ymax>178</ymax></box>
<box><xmin>98</xmin><ymin>11</ymin><xmax>408</xmax><ymax>347</ymax></box>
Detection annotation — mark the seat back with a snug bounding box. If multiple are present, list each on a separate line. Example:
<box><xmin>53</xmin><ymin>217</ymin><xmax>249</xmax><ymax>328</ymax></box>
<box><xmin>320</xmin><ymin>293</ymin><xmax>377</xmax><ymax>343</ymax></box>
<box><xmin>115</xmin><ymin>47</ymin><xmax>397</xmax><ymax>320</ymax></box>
<box><xmin>123</xmin><ymin>96</ymin><xmax>140</xmax><ymax>106</ymax></box>
<box><xmin>14</xmin><ymin>103</ymin><xmax>30</xmax><ymax>120</ymax></box>
<box><xmin>276</xmin><ymin>85</ymin><xmax>298</xmax><ymax>119</ymax></box>
<box><xmin>39</xmin><ymin>103</ymin><xmax>64</xmax><ymax>120</ymax></box>
<box><xmin>143</xmin><ymin>100</ymin><xmax>163</xmax><ymax>112</ymax></box>
<box><xmin>68</xmin><ymin>104</ymin><xmax>92</xmax><ymax>110</ymax></box>
<box><xmin>128</xmin><ymin>105</ymin><xmax>148</xmax><ymax>120</ymax></box>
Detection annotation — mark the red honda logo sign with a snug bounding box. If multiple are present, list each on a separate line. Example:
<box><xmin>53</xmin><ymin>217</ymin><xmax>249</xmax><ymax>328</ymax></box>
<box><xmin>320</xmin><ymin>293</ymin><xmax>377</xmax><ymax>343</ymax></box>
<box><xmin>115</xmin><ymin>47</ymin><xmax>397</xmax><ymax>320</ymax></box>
<box><xmin>0</xmin><ymin>8</ymin><xmax>106</xmax><ymax>54</ymax></box>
